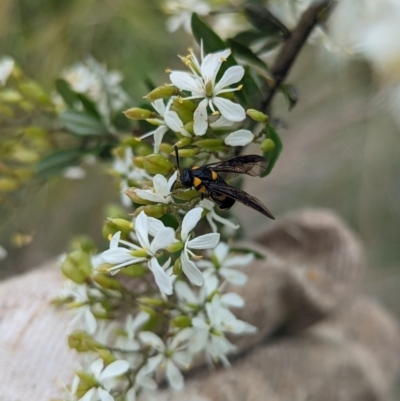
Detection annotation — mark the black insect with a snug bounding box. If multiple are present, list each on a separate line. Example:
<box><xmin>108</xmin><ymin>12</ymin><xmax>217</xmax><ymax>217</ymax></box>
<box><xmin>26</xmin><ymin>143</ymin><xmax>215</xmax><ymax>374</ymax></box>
<box><xmin>171</xmin><ymin>146</ymin><xmax>275</xmax><ymax>219</ymax></box>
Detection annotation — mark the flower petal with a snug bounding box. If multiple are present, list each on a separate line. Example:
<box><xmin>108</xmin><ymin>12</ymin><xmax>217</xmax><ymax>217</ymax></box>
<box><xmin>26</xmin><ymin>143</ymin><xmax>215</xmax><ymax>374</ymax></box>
<box><xmin>223</xmin><ymin>253</ymin><xmax>254</xmax><ymax>268</ymax></box>
<box><xmin>110</xmin><ymin>231</ymin><xmax>121</xmax><ymax>249</ymax></box>
<box><xmin>152</xmin><ymin>99</ymin><xmax>166</xmax><ymax>116</ymax></box>
<box><xmin>84</xmin><ymin>307</ymin><xmax>97</xmax><ymax>334</ymax></box>
<box><xmin>193</xmin><ymin>98</ymin><xmax>209</xmax><ymax>136</ymax></box>
<box><xmin>220</xmin><ymin>292</ymin><xmax>244</xmax><ymax>308</ymax></box>
<box><xmin>100</xmin><ymin>360</ymin><xmax>130</xmax><ymax>381</ymax></box>
<box><xmin>164</xmin><ymin>111</ymin><xmax>184</xmax><ymax>132</ymax></box>
<box><xmin>175</xmin><ymin>280</ymin><xmax>198</xmax><ymax>304</ymax></box>
<box><xmin>170</xmin><ymin>71</ymin><xmax>202</xmax><ymax>93</ymax></box>
<box><xmin>181</xmin><ymin>207</ymin><xmax>203</xmax><ymax>242</ymax></box>
<box><xmin>214</xmin><ymin>66</ymin><xmax>244</xmax><ymax>94</ymax></box>
<box><xmin>153</xmin><ymin>126</ymin><xmax>169</xmax><ymax>153</ymax></box>
<box><xmin>101</xmin><ymin>248</ymin><xmax>132</xmax><ymax>264</ymax></box>
<box><xmin>134</xmin><ymin>189</ymin><xmax>164</xmax><ymax>204</ymax></box>
<box><xmin>135</xmin><ymin>211</ymin><xmax>150</xmax><ymax>249</ymax></box>
<box><xmin>224</xmin><ymin>129</ymin><xmax>254</xmax><ymax>146</ymax></box>
<box><xmin>147</xmin><ymin>216</ymin><xmax>167</xmax><ymax>237</ymax></box>
<box><xmin>148</xmin><ymin>257</ymin><xmax>173</xmax><ymax>295</ymax></box>
<box><xmin>201</xmin><ymin>49</ymin><xmax>231</xmax><ymax>87</ymax></box>
<box><xmin>188</xmin><ymin>233</ymin><xmax>220</xmax><ymax>250</ymax></box>
<box><xmin>79</xmin><ymin>387</ymin><xmax>97</xmax><ymax>401</ymax></box>
<box><xmin>213</xmin><ymin>242</ymin><xmax>229</xmax><ymax>263</ymax></box>
<box><xmin>152</xmin><ymin>174</ymin><xmax>169</xmax><ymax>197</ymax></box>
<box><xmin>166</xmin><ymin>360</ymin><xmax>184</xmax><ymax>390</ymax></box>
<box><xmin>150</xmin><ymin>227</ymin><xmax>175</xmax><ymax>254</ymax></box>
<box><xmin>181</xmin><ymin>250</ymin><xmax>204</xmax><ymax>286</ymax></box>
<box><xmin>220</xmin><ymin>267</ymin><xmax>248</xmax><ymax>286</ymax></box>
<box><xmin>209</xmin><ymin>115</ymin><xmax>235</xmax><ymax>128</ymax></box>
<box><xmin>91</xmin><ymin>358</ymin><xmax>104</xmax><ymax>378</ymax></box>
<box><xmin>212</xmin><ymin>97</ymin><xmax>246</xmax><ymax>122</ymax></box>
<box><xmin>139</xmin><ymin>331</ymin><xmax>165</xmax><ymax>352</ymax></box>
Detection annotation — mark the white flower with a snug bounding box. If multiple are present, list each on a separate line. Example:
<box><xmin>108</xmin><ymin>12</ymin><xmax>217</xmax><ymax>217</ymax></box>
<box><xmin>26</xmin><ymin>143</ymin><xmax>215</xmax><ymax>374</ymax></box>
<box><xmin>197</xmin><ymin>242</ymin><xmax>253</xmax><ymax>286</ymax></box>
<box><xmin>140</xmin><ymin>99</ymin><xmax>190</xmax><ymax>152</ymax></box>
<box><xmin>170</xmin><ymin>47</ymin><xmax>246</xmax><ymax>136</ymax></box>
<box><xmin>138</xmin><ymin>330</ymin><xmax>192</xmax><ymax>390</ymax></box>
<box><xmin>198</xmin><ymin>199</ymin><xmax>239</xmax><ymax>233</ymax></box>
<box><xmin>100</xmin><ymin>212</ymin><xmax>175</xmax><ymax>295</ymax></box>
<box><xmin>180</xmin><ymin>207</ymin><xmax>220</xmax><ymax>286</ymax></box>
<box><xmin>135</xmin><ymin>171</ymin><xmax>178</xmax><ymax>204</ymax></box>
<box><xmin>112</xmin><ymin>147</ymin><xmax>151</xmax><ymax>207</ymax></box>
<box><xmin>163</xmin><ymin>0</ymin><xmax>210</xmax><ymax>33</ymax></box>
<box><xmin>63</xmin><ymin>166</ymin><xmax>87</xmax><ymax>180</ymax></box>
<box><xmin>224</xmin><ymin>129</ymin><xmax>254</xmax><ymax>147</ymax></box>
<box><xmin>0</xmin><ymin>56</ymin><xmax>14</xmax><ymax>86</ymax></box>
<box><xmin>78</xmin><ymin>358</ymin><xmax>130</xmax><ymax>401</ymax></box>
<box><xmin>115</xmin><ymin>311</ymin><xmax>150</xmax><ymax>351</ymax></box>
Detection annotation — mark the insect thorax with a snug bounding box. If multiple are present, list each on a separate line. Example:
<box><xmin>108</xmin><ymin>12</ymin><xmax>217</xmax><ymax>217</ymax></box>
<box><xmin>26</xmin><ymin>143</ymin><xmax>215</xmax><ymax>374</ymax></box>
<box><xmin>180</xmin><ymin>169</ymin><xmax>194</xmax><ymax>188</ymax></box>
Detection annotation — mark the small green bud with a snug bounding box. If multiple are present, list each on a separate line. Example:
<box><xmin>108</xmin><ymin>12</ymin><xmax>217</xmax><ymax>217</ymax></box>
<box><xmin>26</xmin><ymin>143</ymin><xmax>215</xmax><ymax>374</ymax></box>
<box><xmin>144</xmin><ymin>85</ymin><xmax>179</xmax><ymax>102</ymax></box>
<box><xmin>172</xmin><ymin>189</ymin><xmax>198</xmax><ymax>201</ymax></box>
<box><xmin>119</xmin><ymin>264</ymin><xmax>146</xmax><ymax>277</ymax></box>
<box><xmin>97</xmin><ymin>349</ymin><xmax>116</xmax><ymax>365</ymax></box>
<box><xmin>139</xmin><ymin>305</ymin><xmax>158</xmax><ymax>317</ymax></box>
<box><xmin>75</xmin><ymin>371</ymin><xmax>96</xmax><ymax>387</ymax></box>
<box><xmin>131</xmin><ymin>249</ymin><xmax>149</xmax><ymax>258</ymax></box>
<box><xmin>138</xmin><ymin>297</ymin><xmax>166</xmax><ymax>306</ymax></box>
<box><xmin>172</xmin><ymin>98</ymin><xmax>196</xmax><ymax>124</ymax></box>
<box><xmin>0</xmin><ymin>89</ymin><xmax>22</xmax><ymax>103</ymax></box>
<box><xmin>171</xmin><ymin>315</ymin><xmax>192</xmax><ymax>328</ymax></box>
<box><xmin>174</xmin><ymin>137</ymin><xmax>193</xmax><ymax>148</ymax></box>
<box><xmin>135</xmin><ymin>144</ymin><xmax>153</xmax><ymax>157</ymax></box>
<box><xmin>92</xmin><ymin>273</ymin><xmax>122</xmax><ymax>290</ymax></box>
<box><xmin>69</xmin><ymin>235</ymin><xmax>97</xmax><ymax>254</ymax></box>
<box><xmin>143</xmin><ymin>153</ymin><xmax>174</xmax><ymax>175</ymax></box>
<box><xmin>173</xmin><ymin>148</ymin><xmax>200</xmax><ymax>158</ymax></box>
<box><xmin>246</xmin><ymin>109</ymin><xmax>269</xmax><ymax>123</ymax></box>
<box><xmin>61</xmin><ymin>251</ymin><xmax>92</xmax><ymax>284</ymax></box>
<box><xmin>195</xmin><ymin>139</ymin><xmax>225</xmax><ymax>150</ymax></box>
<box><xmin>68</xmin><ymin>330</ymin><xmax>99</xmax><ymax>352</ymax></box>
<box><xmin>183</xmin><ymin>121</ymin><xmax>194</xmax><ymax>134</ymax></box>
<box><xmin>102</xmin><ymin>219</ymin><xmax>132</xmax><ymax>240</ymax></box>
<box><xmin>166</xmin><ymin>241</ymin><xmax>183</xmax><ymax>253</ymax></box>
<box><xmin>260</xmin><ymin>138</ymin><xmax>275</xmax><ymax>152</ymax></box>
<box><xmin>173</xmin><ymin>257</ymin><xmax>182</xmax><ymax>275</ymax></box>
<box><xmin>124</xmin><ymin>187</ymin><xmax>152</xmax><ymax>205</ymax></box>
<box><xmin>159</xmin><ymin>143</ymin><xmax>174</xmax><ymax>154</ymax></box>
<box><xmin>132</xmin><ymin>156</ymin><xmax>144</xmax><ymax>169</ymax></box>
<box><xmin>123</xmin><ymin>107</ymin><xmax>154</xmax><ymax>120</ymax></box>
<box><xmin>133</xmin><ymin>205</ymin><xmax>168</xmax><ymax>218</ymax></box>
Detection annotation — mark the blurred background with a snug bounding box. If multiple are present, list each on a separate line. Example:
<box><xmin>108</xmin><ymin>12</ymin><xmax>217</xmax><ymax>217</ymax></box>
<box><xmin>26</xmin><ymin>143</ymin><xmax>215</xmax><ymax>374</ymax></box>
<box><xmin>0</xmin><ymin>0</ymin><xmax>399</xmax><ymax>322</ymax></box>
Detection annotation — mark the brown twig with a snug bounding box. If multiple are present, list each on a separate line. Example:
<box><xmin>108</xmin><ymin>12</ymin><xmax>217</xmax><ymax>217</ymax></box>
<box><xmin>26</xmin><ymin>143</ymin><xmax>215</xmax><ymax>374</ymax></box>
<box><xmin>261</xmin><ymin>0</ymin><xmax>334</xmax><ymax>113</ymax></box>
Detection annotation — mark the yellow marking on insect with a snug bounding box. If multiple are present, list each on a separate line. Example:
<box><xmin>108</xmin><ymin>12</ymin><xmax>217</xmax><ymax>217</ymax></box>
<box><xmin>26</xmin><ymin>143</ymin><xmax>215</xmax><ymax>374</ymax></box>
<box><xmin>211</xmin><ymin>171</ymin><xmax>218</xmax><ymax>180</ymax></box>
<box><xmin>191</xmin><ymin>165</ymin><xmax>200</xmax><ymax>170</ymax></box>
<box><xmin>193</xmin><ymin>177</ymin><xmax>202</xmax><ymax>187</ymax></box>
<box><xmin>198</xmin><ymin>185</ymin><xmax>207</xmax><ymax>194</ymax></box>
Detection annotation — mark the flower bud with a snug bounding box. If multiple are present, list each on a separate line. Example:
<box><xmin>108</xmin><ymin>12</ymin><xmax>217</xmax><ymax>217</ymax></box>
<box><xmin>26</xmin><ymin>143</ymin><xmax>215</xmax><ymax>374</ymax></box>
<box><xmin>19</xmin><ymin>81</ymin><xmax>50</xmax><ymax>105</ymax></box>
<box><xmin>144</xmin><ymin>85</ymin><xmax>179</xmax><ymax>102</ymax></box>
<box><xmin>133</xmin><ymin>205</ymin><xmax>168</xmax><ymax>218</ymax></box>
<box><xmin>143</xmin><ymin>153</ymin><xmax>174</xmax><ymax>175</ymax></box>
<box><xmin>174</xmin><ymin>137</ymin><xmax>193</xmax><ymax>148</ymax></box>
<box><xmin>97</xmin><ymin>349</ymin><xmax>116</xmax><ymax>365</ymax></box>
<box><xmin>69</xmin><ymin>235</ymin><xmax>97</xmax><ymax>254</ymax></box>
<box><xmin>159</xmin><ymin>143</ymin><xmax>174</xmax><ymax>154</ymax></box>
<box><xmin>138</xmin><ymin>297</ymin><xmax>166</xmax><ymax>306</ymax></box>
<box><xmin>195</xmin><ymin>139</ymin><xmax>225</xmax><ymax>151</ymax></box>
<box><xmin>183</xmin><ymin>121</ymin><xmax>194</xmax><ymax>134</ymax></box>
<box><xmin>131</xmin><ymin>249</ymin><xmax>149</xmax><ymax>258</ymax></box>
<box><xmin>172</xmin><ymin>98</ymin><xmax>196</xmax><ymax>123</ymax></box>
<box><xmin>135</xmin><ymin>145</ymin><xmax>152</xmax><ymax>157</ymax></box>
<box><xmin>260</xmin><ymin>138</ymin><xmax>275</xmax><ymax>152</ymax></box>
<box><xmin>0</xmin><ymin>177</ymin><xmax>19</xmax><ymax>192</ymax></box>
<box><xmin>172</xmin><ymin>189</ymin><xmax>198</xmax><ymax>201</ymax></box>
<box><xmin>124</xmin><ymin>107</ymin><xmax>154</xmax><ymax>120</ymax></box>
<box><xmin>125</xmin><ymin>188</ymin><xmax>153</xmax><ymax>205</ymax></box>
<box><xmin>174</xmin><ymin>148</ymin><xmax>200</xmax><ymax>158</ymax></box>
<box><xmin>166</xmin><ymin>241</ymin><xmax>183</xmax><ymax>253</ymax></box>
<box><xmin>173</xmin><ymin>257</ymin><xmax>182</xmax><ymax>275</ymax></box>
<box><xmin>61</xmin><ymin>251</ymin><xmax>92</xmax><ymax>284</ymax></box>
<box><xmin>171</xmin><ymin>315</ymin><xmax>192</xmax><ymax>328</ymax></box>
<box><xmin>68</xmin><ymin>330</ymin><xmax>99</xmax><ymax>352</ymax></box>
<box><xmin>92</xmin><ymin>273</ymin><xmax>122</xmax><ymax>290</ymax></box>
<box><xmin>75</xmin><ymin>370</ymin><xmax>96</xmax><ymax>387</ymax></box>
<box><xmin>119</xmin><ymin>264</ymin><xmax>146</xmax><ymax>277</ymax></box>
<box><xmin>102</xmin><ymin>219</ymin><xmax>132</xmax><ymax>239</ymax></box>
<box><xmin>247</xmin><ymin>109</ymin><xmax>269</xmax><ymax>123</ymax></box>
<box><xmin>132</xmin><ymin>156</ymin><xmax>144</xmax><ymax>169</ymax></box>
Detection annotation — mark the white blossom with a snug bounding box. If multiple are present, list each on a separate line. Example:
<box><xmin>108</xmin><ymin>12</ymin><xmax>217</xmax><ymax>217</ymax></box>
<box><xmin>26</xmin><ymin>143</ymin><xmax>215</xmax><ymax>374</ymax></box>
<box><xmin>78</xmin><ymin>358</ymin><xmax>130</xmax><ymax>401</ymax></box>
<box><xmin>197</xmin><ymin>242</ymin><xmax>253</xmax><ymax>286</ymax></box>
<box><xmin>63</xmin><ymin>166</ymin><xmax>87</xmax><ymax>180</ymax></box>
<box><xmin>135</xmin><ymin>171</ymin><xmax>177</xmax><ymax>204</ymax></box>
<box><xmin>224</xmin><ymin>129</ymin><xmax>254</xmax><ymax>147</ymax></box>
<box><xmin>170</xmin><ymin>47</ymin><xmax>246</xmax><ymax>136</ymax></box>
<box><xmin>138</xmin><ymin>330</ymin><xmax>192</xmax><ymax>390</ymax></box>
<box><xmin>100</xmin><ymin>212</ymin><xmax>175</xmax><ymax>295</ymax></box>
<box><xmin>180</xmin><ymin>207</ymin><xmax>220</xmax><ymax>286</ymax></box>
<box><xmin>198</xmin><ymin>199</ymin><xmax>239</xmax><ymax>233</ymax></box>
<box><xmin>115</xmin><ymin>311</ymin><xmax>150</xmax><ymax>351</ymax></box>
<box><xmin>0</xmin><ymin>56</ymin><xmax>14</xmax><ymax>86</ymax></box>
<box><xmin>163</xmin><ymin>0</ymin><xmax>210</xmax><ymax>33</ymax></box>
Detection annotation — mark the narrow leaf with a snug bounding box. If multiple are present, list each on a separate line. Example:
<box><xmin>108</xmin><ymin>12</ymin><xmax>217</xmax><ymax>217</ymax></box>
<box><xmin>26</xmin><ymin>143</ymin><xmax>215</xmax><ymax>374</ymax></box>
<box><xmin>60</xmin><ymin>110</ymin><xmax>107</xmax><ymax>136</ymax></box>
<box><xmin>279</xmin><ymin>84</ymin><xmax>298</xmax><ymax>110</ymax></box>
<box><xmin>227</xmin><ymin>39</ymin><xmax>269</xmax><ymax>71</ymax></box>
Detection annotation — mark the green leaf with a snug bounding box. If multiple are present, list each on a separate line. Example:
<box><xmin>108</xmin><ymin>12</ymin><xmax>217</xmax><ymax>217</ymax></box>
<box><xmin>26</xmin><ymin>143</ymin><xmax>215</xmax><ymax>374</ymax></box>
<box><xmin>233</xmin><ymin>30</ymin><xmax>271</xmax><ymax>46</ymax></box>
<box><xmin>227</xmin><ymin>39</ymin><xmax>269</xmax><ymax>71</ymax></box>
<box><xmin>76</xmin><ymin>93</ymin><xmax>101</xmax><ymax>118</ymax></box>
<box><xmin>245</xmin><ymin>4</ymin><xmax>291</xmax><ymax>39</ymax></box>
<box><xmin>257</xmin><ymin>35</ymin><xmax>284</xmax><ymax>54</ymax></box>
<box><xmin>60</xmin><ymin>110</ymin><xmax>107</xmax><ymax>136</ymax></box>
<box><xmin>55</xmin><ymin>79</ymin><xmax>78</xmax><ymax>108</ymax></box>
<box><xmin>36</xmin><ymin>149</ymin><xmax>84</xmax><ymax>178</ymax></box>
<box><xmin>191</xmin><ymin>13</ymin><xmax>228</xmax><ymax>54</ymax></box>
<box><xmin>229</xmin><ymin>247</ymin><xmax>266</xmax><ymax>260</ymax></box>
<box><xmin>261</xmin><ymin>125</ymin><xmax>282</xmax><ymax>176</ymax></box>
<box><xmin>279</xmin><ymin>83</ymin><xmax>298</xmax><ymax>110</ymax></box>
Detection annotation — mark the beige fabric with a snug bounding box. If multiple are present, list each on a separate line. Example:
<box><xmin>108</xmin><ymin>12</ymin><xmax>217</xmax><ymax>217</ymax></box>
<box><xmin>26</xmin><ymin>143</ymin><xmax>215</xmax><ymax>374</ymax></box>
<box><xmin>0</xmin><ymin>209</ymin><xmax>399</xmax><ymax>401</ymax></box>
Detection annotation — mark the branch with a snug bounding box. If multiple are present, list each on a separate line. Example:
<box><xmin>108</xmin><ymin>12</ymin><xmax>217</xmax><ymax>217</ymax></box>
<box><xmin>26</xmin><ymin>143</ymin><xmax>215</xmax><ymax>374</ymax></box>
<box><xmin>261</xmin><ymin>0</ymin><xmax>334</xmax><ymax>112</ymax></box>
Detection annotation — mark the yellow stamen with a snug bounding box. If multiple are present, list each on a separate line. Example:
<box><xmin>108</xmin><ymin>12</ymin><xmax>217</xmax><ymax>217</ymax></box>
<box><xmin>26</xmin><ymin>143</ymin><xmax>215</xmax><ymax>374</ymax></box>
<box><xmin>165</xmin><ymin>68</ymin><xmax>171</xmax><ymax>73</ymax></box>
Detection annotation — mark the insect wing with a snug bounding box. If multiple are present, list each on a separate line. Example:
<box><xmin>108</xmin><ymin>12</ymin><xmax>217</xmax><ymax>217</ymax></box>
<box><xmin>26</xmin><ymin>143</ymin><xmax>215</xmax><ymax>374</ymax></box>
<box><xmin>205</xmin><ymin>155</ymin><xmax>267</xmax><ymax>177</ymax></box>
<box><xmin>206</xmin><ymin>180</ymin><xmax>275</xmax><ymax>219</ymax></box>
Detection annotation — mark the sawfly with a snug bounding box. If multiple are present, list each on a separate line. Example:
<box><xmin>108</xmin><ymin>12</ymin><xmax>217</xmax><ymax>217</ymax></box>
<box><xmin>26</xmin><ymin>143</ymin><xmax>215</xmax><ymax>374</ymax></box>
<box><xmin>171</xmin><ymin>146</ymin><xmax>275</xmax><ymax>219</ymax></box>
